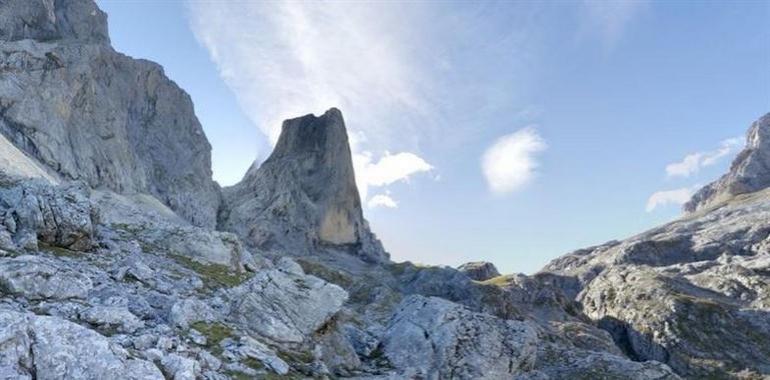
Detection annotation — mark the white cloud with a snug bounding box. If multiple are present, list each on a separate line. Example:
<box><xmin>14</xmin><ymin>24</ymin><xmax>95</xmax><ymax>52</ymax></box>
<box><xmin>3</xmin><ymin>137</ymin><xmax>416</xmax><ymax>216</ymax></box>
<box><xmin>645</xmin><ymin>186</ymin><xmax>696</xmax><ymax>212</ymax></box>
<box><xmin>482</xmin><ymin>127</ymin><xmax>547</xmax><ymax>194</ymax></box>
<box><xmin>368</xmin><ymin>194</ymin><xmax>398</xmax><ymax>209</ymax></box>
<box><xmin>354</xmin><ymin>151</ymin><xmax>433</xmax><ymax>202</ymax></box>
<box><xmin>665</xmin><ymin>137</ymin><xmax>743</xmax><ymax>178</ymax></box>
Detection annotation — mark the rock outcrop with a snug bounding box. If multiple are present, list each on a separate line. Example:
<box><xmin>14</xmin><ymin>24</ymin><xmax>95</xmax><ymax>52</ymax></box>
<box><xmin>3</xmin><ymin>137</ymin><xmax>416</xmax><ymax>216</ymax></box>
<box><xmin>684</xmin><ymin>112</ymin><xmax>770</xmax><ymax>213</ymax></box>
<box><xmin>458</xmin><ymin>261</ymin><xmax>501</xmax><ymax>281</ymax></box>
<box><xmin>220</xmin><ymin>108</ymin><xmax>388</xmax><ymax>263</ymax></box>
<box><xmin>0</xmin><ymin>0</ymin><xmax>220</xmax><ymax>228</ymax></box>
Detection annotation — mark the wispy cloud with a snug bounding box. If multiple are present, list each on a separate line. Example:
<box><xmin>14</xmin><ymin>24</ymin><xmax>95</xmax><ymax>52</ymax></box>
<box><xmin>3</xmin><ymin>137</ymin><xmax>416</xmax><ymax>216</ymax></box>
<box><xmin>665</xmin><ymin>137</ymin><xmax>743</xmax><ymax>178</ymax></box>
<box><xmin>645</xmin><ymin>186</ymin><xmax>697</xmax><ymax>212</ymax></box>
<box><xmin>482</xmin><ymin>127</ymin><xmax>547</xmax><ymax>194</ymax></box>
<box><xmin>187</xmin><ymin>1</ymin><xmax>433</xmax><ymax>148</ymax></box>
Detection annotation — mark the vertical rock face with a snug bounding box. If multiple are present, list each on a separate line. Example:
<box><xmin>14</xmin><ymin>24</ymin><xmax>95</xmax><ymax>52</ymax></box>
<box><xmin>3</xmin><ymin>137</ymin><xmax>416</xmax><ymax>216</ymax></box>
<box><xmin>0</xmin><ymin>0</ymin><xmax>220</xmax><ymax>228</ymax></box>
<box><xmin>684</xmin><ymin>113</ymin><xmax>770</xmax><ymax>213</ymax></box>
<box><xmin>220</xmin><ymin>108</ymin><xmax>388</xmax><ymax>263</ymax></box>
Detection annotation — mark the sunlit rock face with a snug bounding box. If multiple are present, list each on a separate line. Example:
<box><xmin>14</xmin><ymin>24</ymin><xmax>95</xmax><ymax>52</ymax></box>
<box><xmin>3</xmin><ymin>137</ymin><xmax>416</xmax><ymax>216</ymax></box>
<box><xmin>220</xmin><ymin>108</ymin><xmax>388</xmax><ymax>263</ymax></box>
<box><xmin>0</xmin><ymin>0</ymin><xmax>221</xmax><ymax>228</ymax></box>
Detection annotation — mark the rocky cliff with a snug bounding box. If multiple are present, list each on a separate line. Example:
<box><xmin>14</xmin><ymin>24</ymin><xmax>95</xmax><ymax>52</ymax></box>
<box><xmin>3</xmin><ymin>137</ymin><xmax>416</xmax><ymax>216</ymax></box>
<box><xmin>0</xmin><ymin>0</ymin><xmax>220</xmax><ymax>228</ymax></box>
<box><xmin>0</xmin><ymin>1</ymin><xmax>766</xmax><ymax>379</ymax></box>
<box><xmin>219</xmin><ymin>108</ymin><xmax>388</xmax><ymax>264</ymax></box>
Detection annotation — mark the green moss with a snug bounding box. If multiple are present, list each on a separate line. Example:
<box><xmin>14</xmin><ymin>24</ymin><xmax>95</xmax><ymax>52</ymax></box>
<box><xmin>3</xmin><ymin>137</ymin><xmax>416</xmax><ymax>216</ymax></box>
<box><xmin>296</xmin><ymin>258</ymin><xmax>353</xmax><ymax>288</ymax></box>
<box><xmin>38</xmin><ymin>242</ymin><xmax>82</xmax><ymax>258</ymax></box>
<box><xmin>242</xmin><ymin>357</ymin><xmax>265</xmax><ymax>370</ymax></box>
<box><xmin>479</xmin><ymin>274</ymin><xmax>516</xmax><ymax>287</ymax></box>
<box><xmin>170</xmin><ymin>254</ymin><xmax>249</xmax><ymax>288</ymax></box>
<box><xmin>190</xmin><ymin>321</ymin><xmax>234</xmax><ymax>356</ymax></box>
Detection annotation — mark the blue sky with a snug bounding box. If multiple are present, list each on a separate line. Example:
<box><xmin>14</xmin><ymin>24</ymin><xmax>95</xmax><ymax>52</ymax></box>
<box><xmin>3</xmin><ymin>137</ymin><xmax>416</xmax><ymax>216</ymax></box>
<box><xmin>98</xmin><ymin>0</ymin><xmax>769</xmax><ymax>274</ymax></box>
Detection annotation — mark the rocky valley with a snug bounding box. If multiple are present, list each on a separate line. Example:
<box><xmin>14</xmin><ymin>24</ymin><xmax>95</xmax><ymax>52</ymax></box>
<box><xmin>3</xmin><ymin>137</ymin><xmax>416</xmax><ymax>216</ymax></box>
<box><xmin>0</xmin><ymin>1</ymin><xmax>767</xmax><ymax>379</ymax></box>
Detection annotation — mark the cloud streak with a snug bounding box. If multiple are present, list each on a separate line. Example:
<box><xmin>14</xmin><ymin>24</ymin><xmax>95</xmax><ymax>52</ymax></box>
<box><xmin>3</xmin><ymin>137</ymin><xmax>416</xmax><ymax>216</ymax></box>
<box><xmin>645</xmin><ymin>186</ymin><xmax>697</xmax><ymax>212</ymax></box>
<box><xmin>482</xmin><ymin>128</ymin><xmax>547</xmax><ymax>194</ymax></box>
<box><xmin>665</xmin><ymin>137</ymin><xmax>743</xmax><ymax>178</ymax></box>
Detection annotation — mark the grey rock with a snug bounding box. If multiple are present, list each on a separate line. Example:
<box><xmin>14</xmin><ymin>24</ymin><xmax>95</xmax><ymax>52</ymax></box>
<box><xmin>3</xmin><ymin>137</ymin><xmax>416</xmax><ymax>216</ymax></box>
<box><xmin>0</xmin><ymin>309</ymin><xmax>163</xmax><ymax>379</ymax></box>
<box><xmin>228</xmin><ymin>268</ymin><xmax>348</xmax><ymax>343</ymax></box>
<box><xmin>160</xmin><ymin>353</ymin><xmax>200</xmax><ymax>380</ymax></box>
<box><xmin>79</xmin><ymin>305</ymin><xmax>143</xmax><ymax>334</ymax></box>
<box><xmin>685</xmin><ymin>113</ymin><xmax>770</xmax><ymax>212</ymax></box>
<box><xmin>220</xmin><ymin>108</ymin><xmax>388</xmax><ymax>263</ymax></box>
<box><xmin>94</xmin><ymin>190</ymin><xmax>249</xmax><ymax>269</ymax></box>
<box><xmin>457</xmin><ymin>261</ymin><xmax>501</xmax><ymax>281</ymax></box>
<box><xmin>0</xmin><ymin>255</ymin><xmax>92</xmax><ymax>300</ymax></box>
<box><xmin>237</xmin><ymin>336</ymin><xmax>290</xmax><ymax>375</ymax></box>
<box><xmin>382</xmin><ymin>295</ymin><xmax>538</xmax><ymax>379</ymax></box>
<box><xmin>168</xmin><ymin>298</ymin><xmax>217</xmax><ymax>329</ymax></box>
<box><xmin>0</xmin><ymin>0</ymin><xmax>108</xmax><ymax>43</ymax></box>
<box><xmin>0</xmin><ymin>180</ymin><xmax>95</xmax><ymax>251</ymax></box>
<box><xmin>0</xmin><ymin>0</ymin><xmax>220</xmax><ymax>228</ymax></box>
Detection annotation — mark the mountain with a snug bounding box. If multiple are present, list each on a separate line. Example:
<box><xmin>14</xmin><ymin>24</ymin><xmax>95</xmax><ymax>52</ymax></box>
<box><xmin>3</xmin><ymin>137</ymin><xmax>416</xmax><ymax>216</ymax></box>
<box><xmin>0</xmin><ymin>1</ymin><xmax>766</xmax><ymax>379</ymax></box>
<box><xmin>219</xmin><ymin>108</ymin><xmax>388</xmax><ymax>264</ymax></box>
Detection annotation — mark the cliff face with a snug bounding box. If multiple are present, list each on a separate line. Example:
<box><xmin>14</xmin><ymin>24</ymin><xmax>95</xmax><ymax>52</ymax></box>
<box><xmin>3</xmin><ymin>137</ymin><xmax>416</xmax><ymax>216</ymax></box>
<box><xmin>220</xmin><ymin>108</ymin><xmax>388</xmax><ymax>263</ymax></box>
<box><xmin>0</xmin><ymin>0</ymin><xmax>220</xmax><ymax>227</ymax></box>
<box><xmin>684</xmin><ymin>113</ymin><xmax>770</xmax><ymax>213</ymax></box>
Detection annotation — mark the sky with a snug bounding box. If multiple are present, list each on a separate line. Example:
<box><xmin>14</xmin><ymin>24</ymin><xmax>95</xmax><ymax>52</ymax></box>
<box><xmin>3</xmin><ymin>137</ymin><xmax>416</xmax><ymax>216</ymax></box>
<box><xmin>98</xmin><ymin>0</ymin><xmax>769</xmax><ymax>274</ymax></box>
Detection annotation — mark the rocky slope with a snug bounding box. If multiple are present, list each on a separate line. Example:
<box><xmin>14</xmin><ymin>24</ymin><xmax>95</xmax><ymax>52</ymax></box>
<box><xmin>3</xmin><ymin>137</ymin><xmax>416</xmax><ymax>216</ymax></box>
<box><xmin>0</xmin><ymin>1</ymin><xmax>764</xmax><ymax>379</ymax></box>
<box><xmin>543</xmin><ymin>112</ymin><xmax>770</xmax><ymax>378</ymax></box>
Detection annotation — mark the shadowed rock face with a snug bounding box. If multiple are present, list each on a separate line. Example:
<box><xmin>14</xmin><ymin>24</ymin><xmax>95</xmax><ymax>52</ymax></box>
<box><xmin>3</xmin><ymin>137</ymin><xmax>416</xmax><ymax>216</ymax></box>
<box><xmin>685</xmin><ymin>113</ymin><xmax>770</xmax><ymax>213</ymax></box>
<box><xmin>220</xmin><ymin>108</ymin><xmax>388</xmax><ymax>263</ymax></box>
<box><xmin>0</xmin><ymin>0</ymin><xmax>220</xmax><ymax>228</ymax></box>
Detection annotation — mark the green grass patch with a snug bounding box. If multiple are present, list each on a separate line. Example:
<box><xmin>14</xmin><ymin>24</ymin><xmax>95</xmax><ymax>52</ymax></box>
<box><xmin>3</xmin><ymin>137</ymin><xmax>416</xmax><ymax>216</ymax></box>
<box><xmin>170</xmin><ymin>254</ymin><xmax>249</xmax><ymax>288</ymax></box>
<box><xmin>190</xmin><ymin>321</ymin><xmax>234</xmax><ymax>356</ymax></box>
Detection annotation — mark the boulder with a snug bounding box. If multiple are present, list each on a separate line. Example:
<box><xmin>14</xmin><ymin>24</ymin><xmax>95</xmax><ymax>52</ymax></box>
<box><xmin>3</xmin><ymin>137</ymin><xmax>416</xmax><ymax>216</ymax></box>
<box><xmin>457</xmin><ymin>261</ymin><xmax>500</xmax><ymax>281</ymax></box>
<box><xmin>0</xmin><ymin>255</ymin><xmax>92</xmax><ymax>300</ymax></box>
<box><xmin>0</xmin><ymin>180</ymin><xmax>95</xmax><ymax>251</ymax></box>
<box><xmin>228</xmin><ymin>266</ymin><xmax>348</xmax><ymax>344</ymax></box>
<box><xmin>381</xmin><ymin>295</ymin><xmax>538</xmax><ymax>378</ymax></box>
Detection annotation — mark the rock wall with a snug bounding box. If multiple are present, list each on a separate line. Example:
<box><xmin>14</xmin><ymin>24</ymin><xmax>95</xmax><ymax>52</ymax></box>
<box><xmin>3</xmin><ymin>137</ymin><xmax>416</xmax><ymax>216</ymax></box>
<box><xmin>0</xmin><ymin>0</ymin><xmax>220</xmax><ymax>228</ymax></box>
